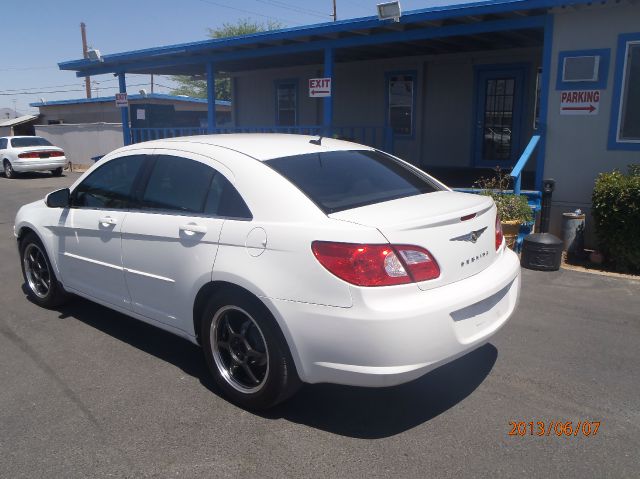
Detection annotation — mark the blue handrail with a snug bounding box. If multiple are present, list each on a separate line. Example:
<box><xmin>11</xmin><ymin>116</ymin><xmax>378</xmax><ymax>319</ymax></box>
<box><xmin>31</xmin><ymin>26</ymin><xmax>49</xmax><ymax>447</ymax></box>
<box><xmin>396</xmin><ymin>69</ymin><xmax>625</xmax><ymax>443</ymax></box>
<box><xmin>511</xmin><ymin>134</ymin><xmax>541</xmax><ymax>195</ymax></box>
<box><xmin>130</xmin><ymin>125</ymin><xmax>394</xmax><ymax>152</ymax></box>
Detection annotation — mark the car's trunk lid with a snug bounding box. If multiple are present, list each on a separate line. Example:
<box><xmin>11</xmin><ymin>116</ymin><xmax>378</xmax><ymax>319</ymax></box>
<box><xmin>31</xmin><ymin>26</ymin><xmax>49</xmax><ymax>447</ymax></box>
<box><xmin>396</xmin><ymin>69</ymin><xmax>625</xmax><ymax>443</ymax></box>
<box><xmin>329</xmin><ymin>191</ymin><xmax>498</xmax><ymax>290</ymax></box>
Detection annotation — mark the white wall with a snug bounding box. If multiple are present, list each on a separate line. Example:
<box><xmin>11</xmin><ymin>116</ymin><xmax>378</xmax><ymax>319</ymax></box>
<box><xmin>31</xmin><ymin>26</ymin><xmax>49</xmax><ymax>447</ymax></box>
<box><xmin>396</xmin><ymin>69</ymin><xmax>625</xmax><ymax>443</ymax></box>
<box><xmin>35</xmin><ymin>123</ymin><xmax>123</xmax><ymax>166</ymax></box>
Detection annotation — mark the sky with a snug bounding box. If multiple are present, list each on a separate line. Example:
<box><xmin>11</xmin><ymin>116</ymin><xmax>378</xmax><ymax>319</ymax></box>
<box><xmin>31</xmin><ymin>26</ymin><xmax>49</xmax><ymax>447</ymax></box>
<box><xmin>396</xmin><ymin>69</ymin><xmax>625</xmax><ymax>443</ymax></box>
<box><xmin>1</xmin><ymin>0</ymin><xmax>482</xmax><ymax>116</ymax></box>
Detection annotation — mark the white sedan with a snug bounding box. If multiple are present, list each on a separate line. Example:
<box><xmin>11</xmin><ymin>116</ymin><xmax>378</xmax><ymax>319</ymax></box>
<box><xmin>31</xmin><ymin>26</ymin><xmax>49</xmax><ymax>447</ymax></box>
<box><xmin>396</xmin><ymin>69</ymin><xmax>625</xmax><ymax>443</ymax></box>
<box><xmin>14</xmin><ymin>134</ymin><xmax>520</xmax><ymax>409</ymax></box>
<box><xmin>1</xmin><ymin>136</ymin><xmax>67</xmax><ymax>178</ymax></box>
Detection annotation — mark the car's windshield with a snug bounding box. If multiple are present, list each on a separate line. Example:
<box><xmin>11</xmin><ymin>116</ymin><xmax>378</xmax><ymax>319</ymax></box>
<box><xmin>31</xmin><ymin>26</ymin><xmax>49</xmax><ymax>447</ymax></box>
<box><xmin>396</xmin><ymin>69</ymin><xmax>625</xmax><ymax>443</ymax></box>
<box><xmin>11</xmin><ymin>137</ymin><xmax>52</xmax><ymax>148</ymax></box>
<box><xmin>266</xmin><ymin>150</ymin><xmax>442</xmax><ymax>214</ymax></box>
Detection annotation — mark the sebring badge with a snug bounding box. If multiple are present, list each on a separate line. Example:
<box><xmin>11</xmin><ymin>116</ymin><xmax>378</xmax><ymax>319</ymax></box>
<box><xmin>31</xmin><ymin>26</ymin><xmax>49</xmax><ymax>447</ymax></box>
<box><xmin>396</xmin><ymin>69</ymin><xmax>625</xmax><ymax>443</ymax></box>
<box><xmin>450</xmin><ymin>226</ymin><xmax>488</xmax><ymax>244</ymax></box>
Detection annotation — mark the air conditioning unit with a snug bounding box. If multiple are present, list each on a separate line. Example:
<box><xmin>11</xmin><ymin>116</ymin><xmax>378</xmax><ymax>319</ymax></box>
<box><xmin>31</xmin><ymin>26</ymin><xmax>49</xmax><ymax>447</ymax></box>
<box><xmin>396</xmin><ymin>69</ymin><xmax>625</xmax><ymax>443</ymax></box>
<box><xmin>562</xmin><ymin>55</ymin><xmax>600</xmax><ymax>82</ymax></box>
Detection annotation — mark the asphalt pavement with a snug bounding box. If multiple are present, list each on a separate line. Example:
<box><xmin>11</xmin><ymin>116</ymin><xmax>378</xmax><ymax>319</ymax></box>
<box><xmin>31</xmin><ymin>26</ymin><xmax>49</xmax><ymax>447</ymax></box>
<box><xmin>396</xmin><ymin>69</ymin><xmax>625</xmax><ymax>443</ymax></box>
<box><xmin>0</xmin><ymin>171</ymin><xmax>638</xmax><ymax>478</ymax></box>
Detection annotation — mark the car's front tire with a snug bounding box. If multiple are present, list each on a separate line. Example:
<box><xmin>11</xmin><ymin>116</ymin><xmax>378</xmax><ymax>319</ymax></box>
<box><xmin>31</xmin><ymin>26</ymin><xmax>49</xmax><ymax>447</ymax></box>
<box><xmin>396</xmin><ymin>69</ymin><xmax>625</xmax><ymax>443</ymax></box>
<box><xmin>19</xmin><ymin>233</ymin><xmax>69</xmax><ymax>308</ymax></box>
<box><xmin>4</xmin><ymin>160</ymin><xmax>15</xmax><ymax>179</ymax></box>
<box><xmin>51</xmin><ymin>167</ymin><xmax>63</xmax><ymax>177</ymax></box>
<box><xmin>201</xmin><ymin>290</ymin><xmax>301</xmax><ymax>410</ymax></box>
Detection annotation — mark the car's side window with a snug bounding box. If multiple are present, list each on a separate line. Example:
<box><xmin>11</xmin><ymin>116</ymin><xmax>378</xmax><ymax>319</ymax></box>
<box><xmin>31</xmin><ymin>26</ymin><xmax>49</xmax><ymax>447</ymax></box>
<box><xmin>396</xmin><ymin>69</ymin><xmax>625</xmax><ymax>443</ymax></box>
<box><xmin>141</xmin><ymin>155</ymin><xmax>215</xmax><ymax>214</ymax></box>
<box><xmin>72</xmin><ymin>155</ymin><xmax>146</xmax><ymax>209</ymax></box>
<box><xmin>0</xmin><ymin>138</ymin><xmax>7</xmax><ymax>150</ymax></box>
<box><xmin>204</xmin><ymin>173</ymin><xmax>252</xmax><ymax>219</ymax></box>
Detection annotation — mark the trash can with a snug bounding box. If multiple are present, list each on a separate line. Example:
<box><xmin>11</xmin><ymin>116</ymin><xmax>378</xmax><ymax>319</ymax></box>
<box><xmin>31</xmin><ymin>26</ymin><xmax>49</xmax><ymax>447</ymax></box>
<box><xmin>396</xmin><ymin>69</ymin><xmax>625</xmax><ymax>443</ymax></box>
<box><xmin>562</xmin><ymin>210</ymin><xmax>585</xmax><ymax>257</ymax></box>
<box><xmin>520</xmin><ymin>233</ymin><xmax>563</xmax><ymax>271</ymax></box>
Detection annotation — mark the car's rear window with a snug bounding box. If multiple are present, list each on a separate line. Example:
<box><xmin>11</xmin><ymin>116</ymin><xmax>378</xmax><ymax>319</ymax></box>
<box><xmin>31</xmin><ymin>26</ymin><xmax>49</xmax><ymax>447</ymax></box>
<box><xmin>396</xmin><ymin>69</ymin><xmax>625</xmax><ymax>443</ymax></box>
<box><xmin>266</xmin><ymin>150</ymin><xmax>441</xmax><ymax>214</ymax></box>
<box><xmin>11</xmin><ymin>137</ymin><xmax>52</xmax><ymax>148</ymax></box>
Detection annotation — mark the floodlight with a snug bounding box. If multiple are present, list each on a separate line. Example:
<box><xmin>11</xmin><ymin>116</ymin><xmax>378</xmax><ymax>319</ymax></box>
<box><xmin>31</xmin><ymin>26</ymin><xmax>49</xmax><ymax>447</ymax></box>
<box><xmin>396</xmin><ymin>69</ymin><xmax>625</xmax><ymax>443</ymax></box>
<box><xmin>87</xmin><ymin>48</ymin><xmax>103</xmax><ymax>62</ymax></box>
<box><xmin>377</xmin><ymin>1</ymin><xmax>402</xmax><ymax>22</ymax></box>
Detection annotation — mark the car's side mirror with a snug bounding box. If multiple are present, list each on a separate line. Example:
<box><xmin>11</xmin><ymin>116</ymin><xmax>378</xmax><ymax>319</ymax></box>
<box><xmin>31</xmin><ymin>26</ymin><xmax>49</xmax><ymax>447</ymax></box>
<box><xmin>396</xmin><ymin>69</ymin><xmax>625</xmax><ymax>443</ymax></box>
<box><xmin>45</xmin><ymin>188</ymin><xmax>71</xmax><ymax>208</ymax></box>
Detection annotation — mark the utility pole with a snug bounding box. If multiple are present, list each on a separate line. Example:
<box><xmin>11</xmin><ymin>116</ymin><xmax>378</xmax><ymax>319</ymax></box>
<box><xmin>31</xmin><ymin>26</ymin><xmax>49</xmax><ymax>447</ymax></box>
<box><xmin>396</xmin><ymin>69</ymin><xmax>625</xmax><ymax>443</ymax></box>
<box><xmin>331</xmin><ymin>0</ymin><xmax>337</xmax><ymax>21</ymax></box>
<box><xmin>80</xmin><ymin>22</ymin><xmax>92</xmax><ymax>98</ymax></box>
<box><xmin>151</xmin><ymin>74</ymin><xmax>154</xmax><ymax>94</ymax></box>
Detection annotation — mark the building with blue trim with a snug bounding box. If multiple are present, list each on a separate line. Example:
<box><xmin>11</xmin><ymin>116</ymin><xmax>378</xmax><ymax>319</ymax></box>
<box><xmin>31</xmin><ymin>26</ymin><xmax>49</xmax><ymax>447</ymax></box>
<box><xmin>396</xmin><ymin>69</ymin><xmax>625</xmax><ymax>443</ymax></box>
<box><xmin>58</xmin><ymin>0</ymin><xmax>640</xmax><ymax>242</ymax></box>
<box><xmin>30</xmin><ymin>93</ymin><xmax>231</xmax><ymax>128</ymax></box>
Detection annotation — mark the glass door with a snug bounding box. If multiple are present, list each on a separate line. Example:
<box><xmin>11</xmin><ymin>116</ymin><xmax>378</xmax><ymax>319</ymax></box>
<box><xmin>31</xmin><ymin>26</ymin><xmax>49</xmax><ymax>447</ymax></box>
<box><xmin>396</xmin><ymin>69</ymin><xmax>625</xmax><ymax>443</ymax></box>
<box><xmin>473</xmin><ymin>66</ymin><xmax>526</xmax><ymax>167</ymax></box>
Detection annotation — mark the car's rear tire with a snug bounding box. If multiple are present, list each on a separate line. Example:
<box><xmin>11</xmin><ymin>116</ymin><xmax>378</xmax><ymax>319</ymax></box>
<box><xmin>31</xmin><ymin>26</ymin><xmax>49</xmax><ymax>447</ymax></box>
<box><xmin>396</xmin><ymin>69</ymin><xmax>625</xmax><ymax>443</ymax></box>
<box><xmin>4</xmin><ymin>160</ymin><xmax>15</xmax><ymax>179</ymax></box>
<box><xmin>51</xmin><ymin>167</ymin><xmax>63</xmax><ymax>177</ymax></box>
<box><xmin>201</xmin><ymin>289</ymin><xmax>301</xmax><ymax>410</ymax></box>
<box><xmin>19</xmin><ymin>233</ymin><xmax>69</xmax><ymax>308</ymax></box>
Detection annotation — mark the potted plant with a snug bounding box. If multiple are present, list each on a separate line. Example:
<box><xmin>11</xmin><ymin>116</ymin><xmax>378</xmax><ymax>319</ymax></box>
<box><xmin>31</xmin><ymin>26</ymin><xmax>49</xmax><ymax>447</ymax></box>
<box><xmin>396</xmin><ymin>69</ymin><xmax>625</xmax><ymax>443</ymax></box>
<box><xmin>473</xmin><ymin>167</ymin><xmax>533</xmax><ymax>249</ymax></box>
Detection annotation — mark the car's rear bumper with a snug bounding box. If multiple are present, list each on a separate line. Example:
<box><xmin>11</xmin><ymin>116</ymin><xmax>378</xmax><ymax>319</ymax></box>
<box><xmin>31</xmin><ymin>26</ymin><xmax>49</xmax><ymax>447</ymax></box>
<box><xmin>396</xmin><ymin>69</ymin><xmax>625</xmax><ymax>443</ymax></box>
<box><xmin>268</xmin><ymin>247</ymin><xmax>521</xmax><ymax>387</ymax></box>
<box><xmin>11</xmin><ymin>158</ymin><xmax>66</xmax><ymax>172</ymax></box>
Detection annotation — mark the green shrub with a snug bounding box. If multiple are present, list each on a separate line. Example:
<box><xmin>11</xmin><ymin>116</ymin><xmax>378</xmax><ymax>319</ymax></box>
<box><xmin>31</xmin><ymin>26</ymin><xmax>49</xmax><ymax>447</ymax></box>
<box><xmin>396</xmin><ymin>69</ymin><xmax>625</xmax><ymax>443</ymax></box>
<box><xmin>592</xmin><ymin>165</ymin><xmax>640</xmax><ymax>272</ymax></box>
<box><xmin>473</xmin><ymin>167</ymin><xmax>533</xmax><ymax>223</ymax></box>
<box><xmin>491</xmin><ymin>193</ymin><xmax>534</xmax><ymax>223</ymax></box>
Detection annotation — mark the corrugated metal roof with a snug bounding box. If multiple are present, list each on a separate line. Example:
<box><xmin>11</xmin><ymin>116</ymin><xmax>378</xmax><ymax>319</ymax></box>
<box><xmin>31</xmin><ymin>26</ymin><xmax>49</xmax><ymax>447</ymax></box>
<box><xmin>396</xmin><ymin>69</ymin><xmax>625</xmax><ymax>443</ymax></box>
<box><xmin>0</xmin><ymin>115</ymin><xmax>38</xmax><ymax>127</ymax></box>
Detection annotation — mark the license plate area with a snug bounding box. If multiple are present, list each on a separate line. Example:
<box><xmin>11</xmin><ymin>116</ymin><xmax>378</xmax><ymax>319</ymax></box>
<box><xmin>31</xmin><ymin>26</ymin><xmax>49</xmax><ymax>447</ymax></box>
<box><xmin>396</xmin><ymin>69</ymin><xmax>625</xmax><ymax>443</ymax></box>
<box><xmin>450</xmin><ymin>280</ymin><xmax>513</xmax><ymax>342</ymax></box>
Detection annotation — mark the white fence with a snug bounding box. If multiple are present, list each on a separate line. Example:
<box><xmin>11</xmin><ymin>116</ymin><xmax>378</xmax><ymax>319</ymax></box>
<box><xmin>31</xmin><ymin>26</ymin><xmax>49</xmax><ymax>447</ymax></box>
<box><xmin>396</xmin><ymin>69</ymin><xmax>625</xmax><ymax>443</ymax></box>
<box><xmin>35</xmin><ymin>123</ymin><xmax>124</xmax><ymax>166</ymax></box>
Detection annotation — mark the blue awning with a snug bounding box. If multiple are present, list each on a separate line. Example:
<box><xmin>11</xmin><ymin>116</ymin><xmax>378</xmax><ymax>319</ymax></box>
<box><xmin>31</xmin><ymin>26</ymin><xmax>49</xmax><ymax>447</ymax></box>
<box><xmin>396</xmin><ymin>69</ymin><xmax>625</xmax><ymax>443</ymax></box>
<box><xmin>59</xmin><ymin>0</ymin><xmax>592</xmax><ymax>78</ymax></box>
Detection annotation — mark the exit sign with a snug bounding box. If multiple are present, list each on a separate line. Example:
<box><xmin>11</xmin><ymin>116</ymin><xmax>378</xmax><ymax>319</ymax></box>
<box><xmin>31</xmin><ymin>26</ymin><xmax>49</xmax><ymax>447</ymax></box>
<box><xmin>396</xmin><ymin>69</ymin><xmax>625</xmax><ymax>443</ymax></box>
<box><xmin>309</xmin><ymin>78</ymin><xmax>331</xmax><ymax>98</ymax></box>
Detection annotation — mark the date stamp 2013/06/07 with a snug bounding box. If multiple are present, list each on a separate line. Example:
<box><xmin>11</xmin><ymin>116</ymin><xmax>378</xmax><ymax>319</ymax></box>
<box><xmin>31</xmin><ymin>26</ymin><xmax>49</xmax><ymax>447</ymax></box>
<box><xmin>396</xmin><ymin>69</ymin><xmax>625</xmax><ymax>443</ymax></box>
<box><xmin>508</xmin><ymin>420</ymin><xmax>601</xmax><ymax>437</ymax></box>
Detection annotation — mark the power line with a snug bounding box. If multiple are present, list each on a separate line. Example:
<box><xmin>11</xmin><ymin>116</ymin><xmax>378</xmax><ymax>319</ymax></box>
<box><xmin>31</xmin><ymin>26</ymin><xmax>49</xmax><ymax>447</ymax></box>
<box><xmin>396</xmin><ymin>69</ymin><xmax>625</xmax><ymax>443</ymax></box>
<box><xmin>340</xmin><ymin>0</ymin><xmax>374</xmax><ymax>13</ymax></box>
<box><xmin>253</xmin><ymin>0</ymin><xmax>331</xmax><ymax>20</ymax></box>
<box><xmin>1</xmin><ymin>84</ymin><xmax>85</xmax><ymax>93</ymax></box>
<box><xmin>0</xmin><ymin>88</ymin><xmax>86</xmax><ymax>96</ymax></box>
<box><xmin>0</xmin><ymin>82</ymin><xmax>151</xmax><ymax>96</ymax></box>
<box><xmin>194</xmin><ymin>0</ymin><xmax>305</xmax><ymax>25</ymax></box>
<box><xmin>152</xmin><ymin>83</ymin><xmax>177</xmax><ymax>90</ymax></box>
<box><xmin>0</xmin><ymin>65</ymin><xmax>59</xmax><ymax>72</ymax></box>
<box><xmin>1</xmin><ymin>75</ymin><xmax>161</xmax><ymax>95</ymax></box>
<box><xmin>1</xmin><ymin>79</ymin><xmax>119</xmax><ymax>93</ymax></box>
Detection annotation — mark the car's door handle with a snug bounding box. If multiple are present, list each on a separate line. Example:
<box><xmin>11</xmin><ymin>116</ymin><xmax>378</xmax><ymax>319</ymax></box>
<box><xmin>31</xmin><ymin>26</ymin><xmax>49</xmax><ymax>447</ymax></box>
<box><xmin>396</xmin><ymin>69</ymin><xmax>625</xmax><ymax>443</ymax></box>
<box><xmin>179</xmin><ymin>223</ymin><xmax>207</xmax><ymax>235</ymax></box>
<box><xmin>99</xmin><ymin>216</ymin><xmax>117</xmax><ymax>226</ymax></box>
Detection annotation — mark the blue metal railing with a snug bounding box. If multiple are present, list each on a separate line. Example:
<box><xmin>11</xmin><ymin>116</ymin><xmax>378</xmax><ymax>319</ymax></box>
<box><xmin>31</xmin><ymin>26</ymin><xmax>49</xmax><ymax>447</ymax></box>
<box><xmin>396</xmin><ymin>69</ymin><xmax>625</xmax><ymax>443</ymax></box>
<box><xmin>131</xmin><ymin>127</ymin><xmax>207</xmax><ymax>143</ymax></box>
<box><xmin>331</xmin><ymin>126</ymin><xmax>394</xmax><ymax>152</ymax></box>
<box><xmin>130</xmin><ymin>125</ymin><xmax>394</xmax><ymax>152</ymax></box>
<box><xmin>510</xmin><ymin>134</ymin><xmax>541</xmax><ymax>195</ymax></box>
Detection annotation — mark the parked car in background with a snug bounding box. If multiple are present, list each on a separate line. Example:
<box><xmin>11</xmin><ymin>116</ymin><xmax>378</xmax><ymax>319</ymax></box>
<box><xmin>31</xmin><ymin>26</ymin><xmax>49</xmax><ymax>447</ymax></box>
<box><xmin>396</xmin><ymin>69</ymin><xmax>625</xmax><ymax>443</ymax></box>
<box><xmin>14</xmin><ymin>134</ymin><xmax>521</xmax><ymax>409</ymax></box>
<box><xmin>0</xmin><ymin>136</ymin><xmax>66</xmax><ymax>178</ymax></box>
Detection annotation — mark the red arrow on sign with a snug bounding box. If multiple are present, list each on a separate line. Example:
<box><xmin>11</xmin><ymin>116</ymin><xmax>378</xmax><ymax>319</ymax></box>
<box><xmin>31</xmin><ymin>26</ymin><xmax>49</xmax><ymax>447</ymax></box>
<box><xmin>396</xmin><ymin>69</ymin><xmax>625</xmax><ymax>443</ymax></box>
<box><xmin>561</xmin><ymin>104</ymin><xmax>596</xmax><ymax>113</ymax></box>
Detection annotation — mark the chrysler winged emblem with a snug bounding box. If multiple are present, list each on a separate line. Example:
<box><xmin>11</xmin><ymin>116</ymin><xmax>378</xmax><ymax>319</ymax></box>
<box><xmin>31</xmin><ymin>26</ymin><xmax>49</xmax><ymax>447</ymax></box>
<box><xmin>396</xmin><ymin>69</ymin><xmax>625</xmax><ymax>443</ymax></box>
<box><xmin>450</xmin><ymin>226</ymin><xmax>488</xmax><ymax>244</ymax></box>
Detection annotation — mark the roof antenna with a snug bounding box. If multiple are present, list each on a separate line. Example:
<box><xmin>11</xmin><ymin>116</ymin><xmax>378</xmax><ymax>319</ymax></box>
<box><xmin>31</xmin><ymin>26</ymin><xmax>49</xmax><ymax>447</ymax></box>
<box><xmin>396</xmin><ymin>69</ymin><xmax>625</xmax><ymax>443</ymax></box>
<box><xmin>309</xmin><ymin>136</ymin><xmax>323</xmax><ymax>145</ymax></box>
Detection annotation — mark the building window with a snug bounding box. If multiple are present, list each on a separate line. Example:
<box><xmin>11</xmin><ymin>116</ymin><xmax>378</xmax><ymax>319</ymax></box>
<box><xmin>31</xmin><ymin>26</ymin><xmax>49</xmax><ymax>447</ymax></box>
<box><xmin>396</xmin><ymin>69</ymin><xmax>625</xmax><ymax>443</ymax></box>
<box><xmin>276</xmin><ymin>81</ymin><xmax>297</xmax><ymax>126</ymax></box>
<box><xmin>555</xmin><ymin>49</ymin><xmax>610</xmax><ymax>91</ymax></box>
<box><xmin>618</xmin><ymin>42</ymin><xmax>640</xmax><ymax>141</ymax></box>
<box><xmin>533</xmin><ymin>67</ymin><xmax>542</xmax><ymax>130</ymax></box>
<box><xmin>609</xmin><ymin>33</ymin><xmax>640</xmax><ymax>150</ymax></box>
<box><xmin>387</xmin><ymin>73</ymin><xmax>415</xmax><ymax>136</ymax></box>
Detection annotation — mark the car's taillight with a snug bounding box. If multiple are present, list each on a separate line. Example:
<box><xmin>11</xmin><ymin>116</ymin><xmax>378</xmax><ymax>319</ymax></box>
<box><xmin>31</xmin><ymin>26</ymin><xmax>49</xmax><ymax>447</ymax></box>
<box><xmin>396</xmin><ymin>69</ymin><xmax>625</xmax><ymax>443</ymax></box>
<box><xmin>495</xmin><ymin>213</ymin><xmax>504</xmax><ymax>250</ymax></box>
<box><xmin>396</xmin><ymin>246</ymin><xmax>440</xmax><ymax>282</ymax></box>
<box><xmin>17</xmin><ymin>150</ymin><xmax>64</xmax><ymax>158</ymax></box>
<box><xmin>311</xmin><ymin>241</ymin><xmax>440</xmax><ymax>287</ymax></box>
<box><xmin>18</xmin><ymin>152</ymin><xmax>41</xmax><ymax>159</ymax></box>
